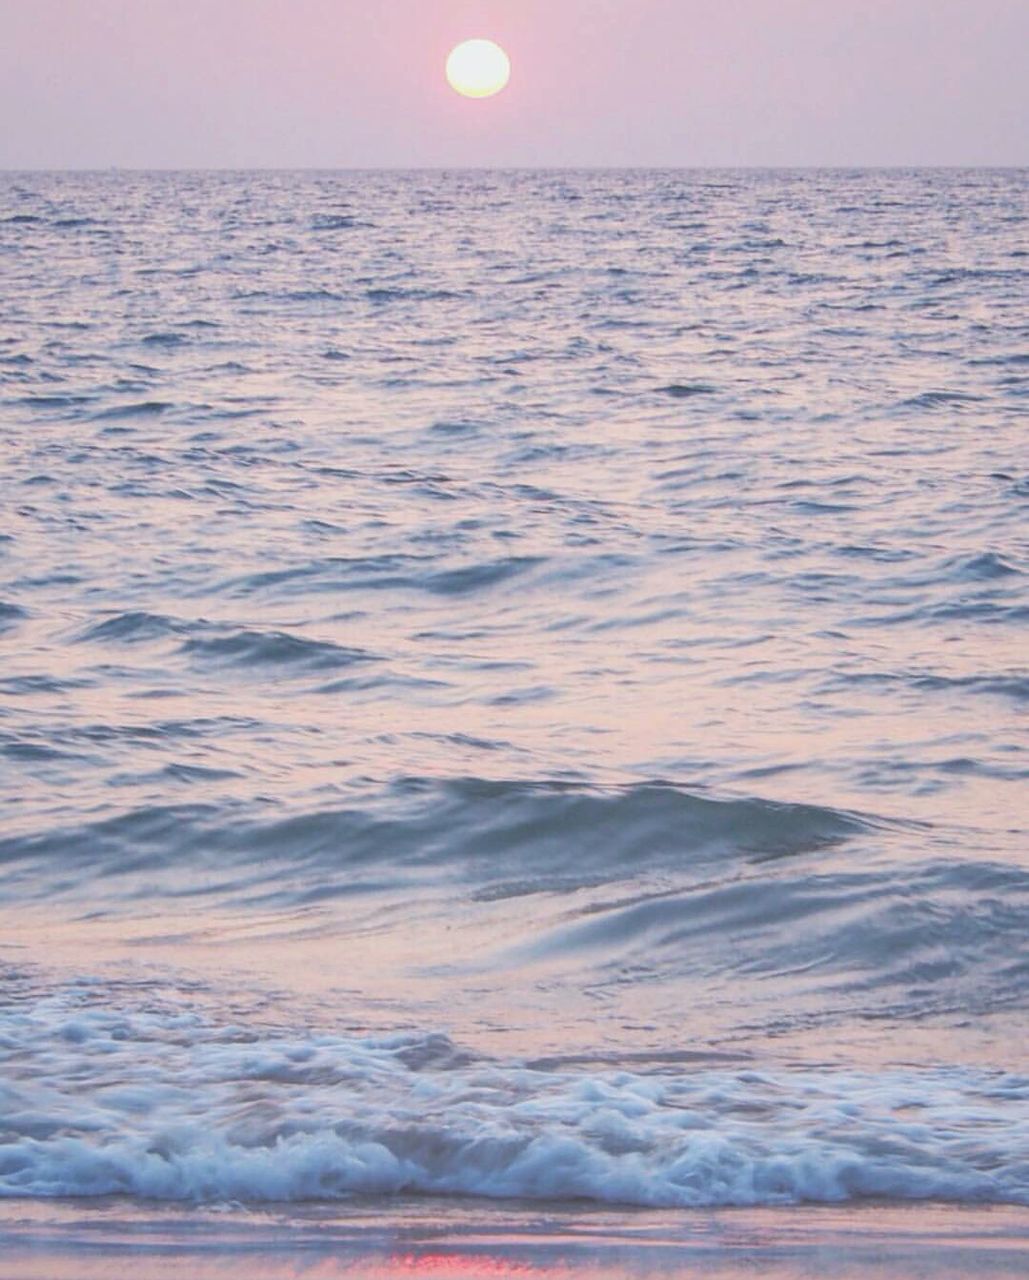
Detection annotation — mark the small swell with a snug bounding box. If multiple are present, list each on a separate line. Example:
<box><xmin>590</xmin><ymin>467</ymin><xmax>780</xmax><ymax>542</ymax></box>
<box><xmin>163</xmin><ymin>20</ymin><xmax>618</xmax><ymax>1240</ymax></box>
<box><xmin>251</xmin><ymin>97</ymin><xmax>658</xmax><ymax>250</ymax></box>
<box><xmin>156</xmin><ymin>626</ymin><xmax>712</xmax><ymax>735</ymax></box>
<box><xmin>659</xmin><ymin>383</ymin><xmax>717</xmax><ymax>398</ymax></box>
<box><xmin>311</xmin><ymin>214</ymin><xmax>370</xmax><ymax>231</ymax></box>
<box><xmin>896</xmin><ymin>390</ymin><xmax>985</xmax><ymax>411</ymax></box>
<box><xmin>141</xmin><ymin>332</ymin><xmax>188</xmax><ymax>346</ymax></box>
<box><xmin>213</xmin><ymin>555</ymin><xmax>542</xmax><ymax>601</ymax></box>
<box><xmin>0</xmin><ymin>601</ymin><xmax>27</xmax><ymax>632</ymax></box>
<box><xmin>912</xmin><ymin>673</ymin><xmax>1029</xmax><ymax>703</ymax></box>
<box><xmin>366</xmin><ymin>287</ymin><xmax>464</xmax><ymax>304</ymax></box>
<box><xmin>77</xmin><ymin>611</ymin><xmax>184</xmax><ymax>645</ymax></box>
<box><xmin>89</xmin><ymin>401</ymin><xmax>175</xmax><ymax>421</ymax></box>
<box><xmin>514</xmin><ymin>858</ymin><xmax>1029</xmax><ymax>1011</ymax></box>
<box><xmin>948</xmin><ymin>551</ymin><xmax>1022</xmax><ymax>581</ymax></box>
<box><xmin>179</xmin><ymin>629</ymin><xmax>380</xmax><ymax>674</ymax></box>
<box><xmin>422</xmin><ymin>557</ymin><xmax>542</xmax><ymax>596</ymax></box>
<box><xmin>0</xmin><ymin>778</ymin><xmax>870</xmax><ymax>908</ymax></box>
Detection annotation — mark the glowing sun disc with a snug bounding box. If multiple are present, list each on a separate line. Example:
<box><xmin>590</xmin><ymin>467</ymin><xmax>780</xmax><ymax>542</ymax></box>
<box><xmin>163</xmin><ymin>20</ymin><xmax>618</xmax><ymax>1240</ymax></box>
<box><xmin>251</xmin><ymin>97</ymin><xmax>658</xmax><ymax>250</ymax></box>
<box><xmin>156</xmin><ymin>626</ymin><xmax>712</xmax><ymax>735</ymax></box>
<box><xmin>446</xmin><ymin>39</ymin><xmax>511</xmax><ymax>99</ymax></box>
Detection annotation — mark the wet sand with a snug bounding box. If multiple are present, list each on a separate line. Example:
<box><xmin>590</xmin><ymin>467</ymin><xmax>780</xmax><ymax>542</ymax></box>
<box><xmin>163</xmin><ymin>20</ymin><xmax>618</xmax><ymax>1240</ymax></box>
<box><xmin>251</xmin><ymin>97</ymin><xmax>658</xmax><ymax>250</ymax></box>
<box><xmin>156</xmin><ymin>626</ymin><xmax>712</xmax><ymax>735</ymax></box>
<box><xmin>2</xmin><ymin>1199</ymin><xmax>1028</xmax><ymax>1279</ymax></box>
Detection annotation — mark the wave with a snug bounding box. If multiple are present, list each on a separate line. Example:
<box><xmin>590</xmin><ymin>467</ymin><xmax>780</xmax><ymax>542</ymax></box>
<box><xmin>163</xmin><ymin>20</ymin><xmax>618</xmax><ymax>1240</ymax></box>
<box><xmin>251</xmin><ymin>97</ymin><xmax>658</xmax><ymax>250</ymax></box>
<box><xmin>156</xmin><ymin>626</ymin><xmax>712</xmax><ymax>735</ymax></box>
<box><xmin>365</xmin><ymin>287</ymin><xmax>464</xmax><ymax>303</ymax></box>
<box><xmin>0</xmin><ymin>601</ymin><xmax>27</xmax><ymax>633</ymax></box>
<box><xmin>513</xmin><ymin>858</ymin><xmax>1029</xmax><ymax>1005</ymax></box>
<box><xmin>212</xmin><ymin>554</ymin><xmax>543</xmax><ymax>601</ymax></box>
<box><xmin>658</xmin><ymin>383</ymin><xmax>717</xmax><ymax>397</ymax></box>
<box><xmin>0</xmin><ymin>673</ymin><xmax>96</xmax><ymax>696</ymax></box>
<box><xmin>179</xmin><ymin>628</ymin><xmax>379</xmax><ymax>673</ymax></box>
<box><xmin>910</xmin><ymin>673</ymin><xmax>1029</xmax><ymax>702</ymax></box>
<box><xmin>88</xmin><ymin>400</ymin><xmax>175</xmax><ymax>421</ymax></box>
<box><xmin>74</xmin><ymin>615</ymin><xmax>383</xmax><ymax>677</ymax></box>
<box><xmin>4</xmin><ymin>393</ymin><xmax>94</xmax><ymax>411</ymax></box>
<box><xmin>1</xmin><ymin>997</ymin><xmax>1026</xmax><ymax>1208</ymax></box>
<box><xmin>311</xmin><ymin>214</ymin><xmax>371</xmax><ymax>231</ymax></box>
<box><xmin>948</xmin><ymin>551</ymin><xmax>1022</xmax><ymax>581</ymax></box>
<box><xmin>76</xmin><ymin>610</ymin><xmax>184</xmax><ymax>645</ymax></box>
<box><xmin>140</xmin><ymin>331</ymin><xmax>188</xmax><ymax>346</ymax></box>
<box><xmin>895</xmin><ymin>391</ymin><xmax>986</xmax><ymax>412</ymax></box>
<box><xmin>0</xmin><ymin>778</ymin><xmax>869</xmax><ymax>903</ymax></box>
<box><xmin>4</xmin><ymin>777</ymin><xmax>1021</xmax><ymax>1018</ymax></box>
<box><xmin>822</xmin><ymin>668</ymin><xmax>1029</xmax><ymax>705</ymax></box>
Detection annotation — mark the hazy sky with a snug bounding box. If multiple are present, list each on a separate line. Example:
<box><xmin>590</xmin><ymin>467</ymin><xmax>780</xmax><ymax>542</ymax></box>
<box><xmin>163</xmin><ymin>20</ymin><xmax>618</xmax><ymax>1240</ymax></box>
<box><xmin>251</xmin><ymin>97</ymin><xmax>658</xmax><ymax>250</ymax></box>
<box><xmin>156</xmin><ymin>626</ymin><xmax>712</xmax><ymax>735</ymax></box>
<box><xmin>1</xmin><ymin>0</ymin><xmax>1026</xmax><ymax>168</ymax></box>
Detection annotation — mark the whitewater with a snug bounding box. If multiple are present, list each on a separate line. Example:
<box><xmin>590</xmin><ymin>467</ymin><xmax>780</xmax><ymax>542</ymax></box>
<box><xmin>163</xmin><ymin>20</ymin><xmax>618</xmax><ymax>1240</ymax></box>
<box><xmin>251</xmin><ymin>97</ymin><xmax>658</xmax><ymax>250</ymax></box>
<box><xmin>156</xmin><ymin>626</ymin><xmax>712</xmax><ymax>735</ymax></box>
<box><xmin>0</xmin><ymin>169</ymin><xmax>1027</xmax><ymax>1223</ymax></box>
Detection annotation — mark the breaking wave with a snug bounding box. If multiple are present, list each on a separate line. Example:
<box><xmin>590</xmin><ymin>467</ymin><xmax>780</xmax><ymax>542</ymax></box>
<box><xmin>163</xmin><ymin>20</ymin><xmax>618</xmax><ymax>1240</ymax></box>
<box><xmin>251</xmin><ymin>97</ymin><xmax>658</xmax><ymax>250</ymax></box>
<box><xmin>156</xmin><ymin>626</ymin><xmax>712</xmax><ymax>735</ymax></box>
<box><xmin>1</xmin><ymin>997</ymin><xmax>1026</xmax><ymax>1208</ymax></box>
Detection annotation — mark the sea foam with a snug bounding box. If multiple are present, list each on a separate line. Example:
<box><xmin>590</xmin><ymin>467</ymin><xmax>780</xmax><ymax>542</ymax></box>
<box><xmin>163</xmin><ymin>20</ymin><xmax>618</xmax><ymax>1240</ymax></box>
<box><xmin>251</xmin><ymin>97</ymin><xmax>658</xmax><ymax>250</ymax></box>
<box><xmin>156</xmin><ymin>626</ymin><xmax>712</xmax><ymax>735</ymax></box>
<box><xmin>2</xmin><ymin>997</ymin><xmax>1027</xmax><ymax>1207</ymax></box>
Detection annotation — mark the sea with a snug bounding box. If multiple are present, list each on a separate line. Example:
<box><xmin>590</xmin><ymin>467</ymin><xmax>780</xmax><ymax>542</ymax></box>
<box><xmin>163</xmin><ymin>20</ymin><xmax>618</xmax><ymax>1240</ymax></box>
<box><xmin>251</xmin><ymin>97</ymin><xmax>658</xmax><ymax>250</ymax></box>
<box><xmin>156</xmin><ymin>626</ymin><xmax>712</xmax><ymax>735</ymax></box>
<box><xmin>0</xmin><ymin>168</ymin><xmax>1027</xmax><ymax>1271</ymax></box>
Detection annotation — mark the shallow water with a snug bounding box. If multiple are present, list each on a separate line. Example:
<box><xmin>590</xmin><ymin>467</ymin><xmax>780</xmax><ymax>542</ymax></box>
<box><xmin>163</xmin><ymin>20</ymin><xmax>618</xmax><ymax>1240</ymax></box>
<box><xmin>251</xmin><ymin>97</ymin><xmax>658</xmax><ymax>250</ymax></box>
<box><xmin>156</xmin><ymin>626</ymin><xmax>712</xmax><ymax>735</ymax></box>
<box><xmin>1</xmin><ymin>169</ymin><xmax>1027</xmax><ymax>1212</ymax></box>
<box><xmin>3</xmin><ymin>1200</ymin><xmax>1029</xmax><ymax>1280</ymax></box>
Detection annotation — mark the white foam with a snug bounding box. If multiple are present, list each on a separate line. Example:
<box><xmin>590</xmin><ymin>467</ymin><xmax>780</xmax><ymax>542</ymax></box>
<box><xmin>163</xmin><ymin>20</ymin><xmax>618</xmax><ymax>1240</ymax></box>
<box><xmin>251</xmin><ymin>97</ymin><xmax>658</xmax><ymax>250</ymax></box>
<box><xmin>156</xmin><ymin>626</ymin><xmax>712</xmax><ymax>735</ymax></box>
<box><xmin>1</xmin><ymin>994</ymin><xmax>1027</xmax><ymax>1207</ymax></box>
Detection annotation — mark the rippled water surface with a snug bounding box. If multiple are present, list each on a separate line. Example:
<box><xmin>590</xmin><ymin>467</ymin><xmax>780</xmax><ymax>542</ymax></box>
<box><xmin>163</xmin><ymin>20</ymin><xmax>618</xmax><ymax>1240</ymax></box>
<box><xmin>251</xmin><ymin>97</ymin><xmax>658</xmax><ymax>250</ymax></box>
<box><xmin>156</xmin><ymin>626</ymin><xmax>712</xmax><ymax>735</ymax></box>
<box><xmin>1</xmin><ymin>169</ymin><xmax>1027</xmax><ymax>1213</ymax></box>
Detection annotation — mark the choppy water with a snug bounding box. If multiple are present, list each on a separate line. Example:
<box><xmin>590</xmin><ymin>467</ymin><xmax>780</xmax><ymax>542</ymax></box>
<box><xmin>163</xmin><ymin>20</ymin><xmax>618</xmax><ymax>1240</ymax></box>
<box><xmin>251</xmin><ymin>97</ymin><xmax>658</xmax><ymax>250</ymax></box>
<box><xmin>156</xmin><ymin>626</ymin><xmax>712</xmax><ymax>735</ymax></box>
<box><xmin>1</xmin><ymin>169</ymin><xmax>1027</xmax><ymax>1211</ymax></box>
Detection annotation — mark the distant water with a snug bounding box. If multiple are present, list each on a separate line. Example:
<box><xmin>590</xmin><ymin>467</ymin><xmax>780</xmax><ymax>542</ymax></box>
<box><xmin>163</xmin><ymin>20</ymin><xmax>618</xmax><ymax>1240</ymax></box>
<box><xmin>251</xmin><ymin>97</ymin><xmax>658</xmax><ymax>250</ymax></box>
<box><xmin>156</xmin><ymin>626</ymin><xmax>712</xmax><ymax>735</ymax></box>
<box><xmin>1</xmin><ymin>169</ymin><xmax>1027</xmax><ymax>1211</ymax></box>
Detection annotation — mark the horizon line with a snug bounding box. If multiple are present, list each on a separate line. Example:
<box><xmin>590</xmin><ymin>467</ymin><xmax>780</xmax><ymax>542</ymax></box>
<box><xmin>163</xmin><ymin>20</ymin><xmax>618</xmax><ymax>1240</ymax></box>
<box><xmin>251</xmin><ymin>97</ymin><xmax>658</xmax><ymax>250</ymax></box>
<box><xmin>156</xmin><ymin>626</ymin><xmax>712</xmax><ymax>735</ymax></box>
<box><xmin>2</xmin><ymin>163</ymin><xmax>1027</xmax><ymax>175</ymax></box>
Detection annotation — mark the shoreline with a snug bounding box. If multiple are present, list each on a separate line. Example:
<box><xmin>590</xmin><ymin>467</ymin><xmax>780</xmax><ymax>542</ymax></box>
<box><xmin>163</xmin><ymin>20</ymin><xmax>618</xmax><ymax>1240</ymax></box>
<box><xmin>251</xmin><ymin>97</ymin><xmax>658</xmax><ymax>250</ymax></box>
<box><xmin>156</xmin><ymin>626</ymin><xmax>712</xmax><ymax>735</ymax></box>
<box><xmin>2</xmin><ymin>1199</ymin><xmax>1028</xmax><ymax>1279</ymax></box>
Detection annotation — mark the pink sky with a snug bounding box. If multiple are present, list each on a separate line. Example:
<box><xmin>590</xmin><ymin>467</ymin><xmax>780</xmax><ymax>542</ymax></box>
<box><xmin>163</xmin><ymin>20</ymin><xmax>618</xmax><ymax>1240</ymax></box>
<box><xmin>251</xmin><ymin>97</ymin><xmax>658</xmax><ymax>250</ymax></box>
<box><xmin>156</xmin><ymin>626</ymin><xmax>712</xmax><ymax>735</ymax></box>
<box><xmin>0</xmin><ymin>0</ymin><xmax>1026</xmax><ymax>168</ymax></box>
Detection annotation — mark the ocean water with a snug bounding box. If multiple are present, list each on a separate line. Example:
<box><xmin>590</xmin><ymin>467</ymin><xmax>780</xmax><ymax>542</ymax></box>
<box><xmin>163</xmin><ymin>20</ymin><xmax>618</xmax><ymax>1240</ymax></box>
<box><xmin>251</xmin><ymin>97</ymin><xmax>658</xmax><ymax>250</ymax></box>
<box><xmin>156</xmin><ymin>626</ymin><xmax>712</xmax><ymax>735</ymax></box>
<box><xmin>1</xmin><ymin>169</ymin><xmax>1027</xmax><ymax>1218</ymax></box>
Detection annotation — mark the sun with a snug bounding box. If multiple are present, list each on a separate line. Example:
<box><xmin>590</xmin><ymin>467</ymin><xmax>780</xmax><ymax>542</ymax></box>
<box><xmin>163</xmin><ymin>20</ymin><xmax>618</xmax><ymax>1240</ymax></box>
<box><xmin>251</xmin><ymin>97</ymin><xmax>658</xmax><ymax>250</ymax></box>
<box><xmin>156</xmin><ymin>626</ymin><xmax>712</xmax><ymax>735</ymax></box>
<box><xmin>445</xmin><ymin>39</ymin><xmax>511</xmax><ymax>99</ymax></box>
